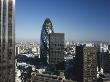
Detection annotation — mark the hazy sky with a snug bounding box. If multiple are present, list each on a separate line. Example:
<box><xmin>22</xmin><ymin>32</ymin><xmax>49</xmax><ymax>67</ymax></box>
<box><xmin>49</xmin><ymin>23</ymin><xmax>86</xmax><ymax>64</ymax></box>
<box><xmin>16</xmin><ymin>0</ymin><xmax>110</xmax><ymax>41</ymax></box>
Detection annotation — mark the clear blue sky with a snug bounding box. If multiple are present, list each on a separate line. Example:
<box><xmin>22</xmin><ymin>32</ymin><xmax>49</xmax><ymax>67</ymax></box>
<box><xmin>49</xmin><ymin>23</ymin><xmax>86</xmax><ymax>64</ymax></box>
<box><xmin>16</xmin><ymin>0</ymin><xmax>110</xmax><ymax>41</ymax></box>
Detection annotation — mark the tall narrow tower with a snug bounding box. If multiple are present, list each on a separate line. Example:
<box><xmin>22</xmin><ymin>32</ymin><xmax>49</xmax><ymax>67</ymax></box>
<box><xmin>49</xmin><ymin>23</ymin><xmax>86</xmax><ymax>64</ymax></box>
<box><xmin>75</xmin><ymin>46</ymin><xmax>97</xmax><ymax>82</ymax></box>
<box><xmin>83</xmin><ymin>47</ymin><xmax>97</xmax><ymax>82</ymax></box>
<box><xmin>40</xmin><ymin>18</ymin><xmax>54</xmax><ymax>64</ymax></box>
<box><xmin>49</xmin><ymin>33</ymin><xmax>64</xmax><ymax>70</ymax></box>
<box><xmin>0</xmin><ymin>0</ymin><xmax>15</xmax><ymax>82</ymax></box>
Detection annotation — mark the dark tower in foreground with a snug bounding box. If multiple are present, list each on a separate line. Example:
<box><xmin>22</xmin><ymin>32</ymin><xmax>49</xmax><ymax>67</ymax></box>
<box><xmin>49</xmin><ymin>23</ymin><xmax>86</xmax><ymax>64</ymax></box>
<box><xmin>83</xmin><ymin>47</ymin><xmax>97</xmax><ymax>82</ymax></box>
<box><xmin>102</xmin><ymin>51</ymin><xmax>110</xmax><ymax>74</ymax></box>
<box><xmin>74</xmin><ymin>46</ymin><xmax>97</xmax><ymax>82</ymax></box>
<box><xmin>49</xmin><ymin>33</ymin><xmax>64</xmax><ymax>70</ymax></box>
<box><xmin>40</xmin><ymin>18</ymin><xmax>54</xmax><ymax>64</ymax></box>
<box><xmin>0</xmin><ymin>0</ymin><xmax>15</xmax><ymax>82</ymax></box>
<box><xmin>74</xmin><ymin>46</ymin><xmax>84</xmax><ymax>82</ymax></box>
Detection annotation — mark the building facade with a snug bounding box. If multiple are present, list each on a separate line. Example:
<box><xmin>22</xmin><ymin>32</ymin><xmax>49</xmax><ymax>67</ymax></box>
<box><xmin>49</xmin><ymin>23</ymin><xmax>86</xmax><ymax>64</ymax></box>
<box><xmin>16</xmin><ymin>46</ymin><xmax>20</xmax><ymax>55</ymax></box>
<box><xmin>31</xmin><ymin>72</ymin><xmax>75</xmax><ymax>82</ymax></box>
<box><xmin>49</xmin><ymin>33</ymin><xmax>64</xmax><ymax>69</ymax></box>
<box><xmin>108</xmin><ymin>45</ymin><xmax>110</xmax><ymax>52</ymax></box>
<box><xmin>40</xmin><ymin>18</ymin><xmax>54</xmax><ymax>64</ymax></box>
<box><xmin>0</xmin><ymin>0</ymin><xmax>15</xmax><ymax>82</ymax></box>
<box><xmin>74</xmin><ymin>46</ymin><xmax>84</xmax><ymax>82</ymax></box>
<box><xmin>74</xmin><ymin>46</ymin><xmax>97</xmax><ymax>82</ymax></box>
<box><xmin>102</xmin><ymin>51</ymin><xmax>110</xmax><ymax>74</ymax></box>
<box><xmin>83</xmin><ymin>47</ymin><xmax>97</xmax><ymax>82</ymax></box>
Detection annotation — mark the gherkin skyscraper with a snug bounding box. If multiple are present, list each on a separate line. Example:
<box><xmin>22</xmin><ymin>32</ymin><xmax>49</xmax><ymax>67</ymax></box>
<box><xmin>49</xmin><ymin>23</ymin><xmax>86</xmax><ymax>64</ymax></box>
<box><xmin>40</xmin><ymin>18</ymin><xmax>54</xmax><ymax>64</ymax></box>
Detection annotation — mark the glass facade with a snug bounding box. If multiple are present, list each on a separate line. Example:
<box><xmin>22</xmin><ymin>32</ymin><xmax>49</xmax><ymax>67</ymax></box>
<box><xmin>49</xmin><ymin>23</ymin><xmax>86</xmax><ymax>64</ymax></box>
<box><xmin>40</xmin><ymin>18</ymin><xmax>54</xmax><ymax>64</ymax></box>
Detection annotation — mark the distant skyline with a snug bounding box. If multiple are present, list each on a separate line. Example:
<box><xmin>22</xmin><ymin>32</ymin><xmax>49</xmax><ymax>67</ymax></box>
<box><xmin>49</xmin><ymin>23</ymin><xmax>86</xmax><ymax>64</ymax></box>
<box><xmin>16</xmin><ymin>0</ymin><xmax>110</xmax><ymax>41</ymax></box>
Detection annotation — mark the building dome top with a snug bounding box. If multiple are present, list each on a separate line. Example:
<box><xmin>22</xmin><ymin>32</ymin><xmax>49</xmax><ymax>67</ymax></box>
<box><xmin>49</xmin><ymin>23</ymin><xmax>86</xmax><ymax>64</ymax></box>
<box><xmin>44</xmin><ymin>18</ymin><xmax>52</xmax><ymax>24</ymax></box>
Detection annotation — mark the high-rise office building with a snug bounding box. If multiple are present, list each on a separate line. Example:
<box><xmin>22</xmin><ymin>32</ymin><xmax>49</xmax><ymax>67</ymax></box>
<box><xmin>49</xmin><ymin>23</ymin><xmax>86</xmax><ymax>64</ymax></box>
<box><xmin>16</xmin><ymin>46</ymin><xmax>20</xmax><ymax>55</ymax></box>
<box><xmin>74</xmin><ymin>46</ymin><xmax>84</xmax><ymax>82</ymax></box>
<box><xmin>0</xmin><ymin>0</ymin><xmax>15</xmax><ymax>82</ymax></box>
<box><xmin>49</xmin><ymin>33</ymin><xmax>64</xmax><ymax>69</ymax></box>
<box><xmin>74</xmin><ymin>46</ymin><xmax>97</xmax><ymax>82</ymax></box>
<box><xmin>102</xmin><ymin>51</ymin><xmax>110</xmax><ymax>74</ymax></box>
<box><xmin>83</xmin><ymin>47</ymin><xmax>97</xmax><ymax>82</ymax></box>
<box><xmin>40</xmin><ymin>18</ymin><xmax>54</xmax><ymax>64</ymax></box>
<box><xmin>97</xmin><ymin>46</ymin><xmax>102</xmax><ymax>72</ymax></box>
<box><xmin>108</xmin><ymin>45</ymin><xmax>110</xmax><ymax>51</ymax></box>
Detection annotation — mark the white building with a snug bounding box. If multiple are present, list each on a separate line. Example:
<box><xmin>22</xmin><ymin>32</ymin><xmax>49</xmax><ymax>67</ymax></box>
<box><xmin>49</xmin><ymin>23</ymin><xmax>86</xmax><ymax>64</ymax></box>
<box><xmin>100</xmin><ymin>43</ymin><xmax>108</xmax><ymax>52</ymax></box>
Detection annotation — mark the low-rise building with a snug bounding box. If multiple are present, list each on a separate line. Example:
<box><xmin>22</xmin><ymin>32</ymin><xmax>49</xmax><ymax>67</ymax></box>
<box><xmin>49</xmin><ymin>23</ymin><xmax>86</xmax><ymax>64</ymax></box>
<box><xmin>31</xmin><ymin>72</ymin><xmax>76</xmax><ymax>82</ymax></box>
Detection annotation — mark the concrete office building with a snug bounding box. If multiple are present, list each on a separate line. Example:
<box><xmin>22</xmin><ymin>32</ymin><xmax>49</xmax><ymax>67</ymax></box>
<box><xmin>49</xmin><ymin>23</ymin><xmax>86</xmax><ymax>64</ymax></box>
<box><xmin>102</xmin><ymin>51</ymin><xmax>110</xmax><ymax>74</ymax></box>
<box><xmin>16</xmin><ymin>46</ymin><xmax>20</xmax><ymax>55</ymax></box>
<box><xmin>83</xmin><ymin>47</ymin><xmax>97</xmax><ymax>82</ymax></box>
<box><xmin>0</xmin><ymin>0</ymin><xmax>15</xmax><ymax>82</ymax></box>
<box><xmin>49</xmin><ymin>33</ymin><xmax>64</xmax><ymax>69</ymax></box>
<box><xmin>74</xmin><ymin>46</ymin><xmax>84</xmax><ymax>82</ymax></box>
<box><xmin>74</xmin><ymin>46</ymin><xmax>97</xmax><ymax>82</ymax></box>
